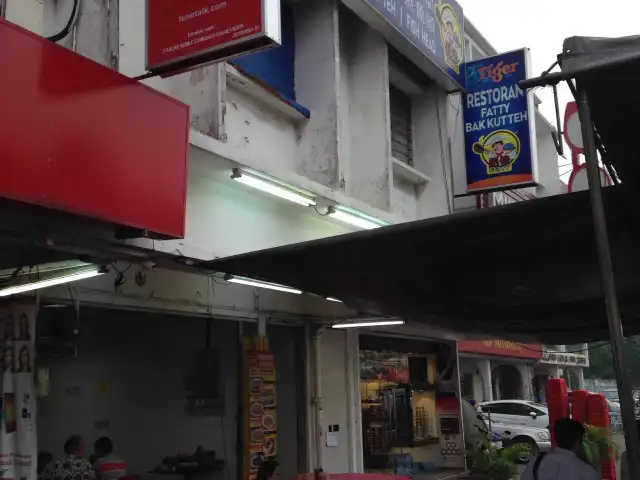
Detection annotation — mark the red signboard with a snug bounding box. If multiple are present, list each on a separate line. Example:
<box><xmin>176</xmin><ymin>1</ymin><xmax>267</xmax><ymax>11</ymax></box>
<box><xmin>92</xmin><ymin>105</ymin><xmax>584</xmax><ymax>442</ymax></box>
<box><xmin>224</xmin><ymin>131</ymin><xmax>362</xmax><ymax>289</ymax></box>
<box><xmin>0</xmin><ymin>19</ymin><xmax>189</xmax><ymax>238</ymax></box>
<box><xmin>146</xmin><ymin>0</ymin><xmax>280</xmax><ymax>75</ymax></box>
<box><xmin>457</xmin><ymin>340</ymin><xmax>542</xmax><ymax>360</ymax></box>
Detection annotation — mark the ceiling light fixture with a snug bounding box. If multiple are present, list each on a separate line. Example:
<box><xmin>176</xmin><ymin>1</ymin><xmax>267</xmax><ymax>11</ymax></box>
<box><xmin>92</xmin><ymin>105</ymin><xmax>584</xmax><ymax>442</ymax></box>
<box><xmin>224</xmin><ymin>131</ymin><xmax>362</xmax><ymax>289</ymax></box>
<box><xmin>225</xmin><ymin>275</ymin><xmax>303</xmax><ymax>295</ymax></box>
<box><xmin>331</xmin><ymin>319</ymin><xmax>405</xmax><ymax>329</ymax></box>
<box><xmin>0</xmin><ymin>267</ymin><xmax>107</xmax><ymax>297</ymax></box>
<box><xmin>327</xmin><ymin>297</ymin><xmax>342</xmax><ymax>302</ymax></box>
<box><xmin>327</xmin><ymin>206</ymin><xmax>389</xmax><ymax>230</ymax></box>
<box><xmin>231</xmin><ymin>168</ymin><xmax>316</xmax><ymax>207</ymax></box>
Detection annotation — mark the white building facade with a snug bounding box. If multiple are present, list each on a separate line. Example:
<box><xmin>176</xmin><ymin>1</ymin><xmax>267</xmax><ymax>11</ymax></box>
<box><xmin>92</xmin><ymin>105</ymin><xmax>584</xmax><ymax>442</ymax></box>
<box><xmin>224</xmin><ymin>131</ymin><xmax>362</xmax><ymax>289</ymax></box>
<box><xmin>2</xmin><ymin>0</ymin><xmax>564</xmax><ymax>476</ymax></box>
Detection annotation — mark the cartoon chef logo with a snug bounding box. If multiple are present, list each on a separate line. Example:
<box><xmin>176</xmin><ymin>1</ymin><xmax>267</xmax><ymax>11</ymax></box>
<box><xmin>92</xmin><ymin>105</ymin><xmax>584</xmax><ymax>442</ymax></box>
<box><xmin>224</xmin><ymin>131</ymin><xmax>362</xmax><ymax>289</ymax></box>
<box><xmin>436</xmin><ymin>1</ymin><xmax>463</xmax><ymax>75</ymax></box>
<box><xmin>472</xmin><ymin>130</ymin><xmax>521</xmax><ymax>175</ymax></box>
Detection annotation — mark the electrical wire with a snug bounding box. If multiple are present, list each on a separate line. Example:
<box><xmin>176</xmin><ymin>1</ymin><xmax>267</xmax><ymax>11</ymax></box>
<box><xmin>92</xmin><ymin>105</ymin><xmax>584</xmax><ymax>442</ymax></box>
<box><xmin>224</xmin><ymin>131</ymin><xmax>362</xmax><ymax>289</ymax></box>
<box><xmin>46</xmin><ymin>0</ymin><xmax>79</xmax><ymax>43</ymax></box>
<box><xmin>435</xmin><ymin>96</ymin><xmax>453</xmax><ymax>214</ymax></box>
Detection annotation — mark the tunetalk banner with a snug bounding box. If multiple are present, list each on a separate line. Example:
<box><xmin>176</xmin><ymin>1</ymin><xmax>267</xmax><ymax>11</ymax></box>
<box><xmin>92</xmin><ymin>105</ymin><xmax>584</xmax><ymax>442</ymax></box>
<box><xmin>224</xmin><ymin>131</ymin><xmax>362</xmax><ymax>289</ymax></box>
<box><xmin>146</xmin><ymin>0</ymin><xmax>281</xmax><ymax>75</ymax></box>
<box><xmin>457</xmin><ymin>339</ymin><xmax>542</xmax><ymax>360</ymax></box>
<box><xmin>0</xmin><ymin>303</ymin><xmax>37</xmax><ymax>480</ymax></box>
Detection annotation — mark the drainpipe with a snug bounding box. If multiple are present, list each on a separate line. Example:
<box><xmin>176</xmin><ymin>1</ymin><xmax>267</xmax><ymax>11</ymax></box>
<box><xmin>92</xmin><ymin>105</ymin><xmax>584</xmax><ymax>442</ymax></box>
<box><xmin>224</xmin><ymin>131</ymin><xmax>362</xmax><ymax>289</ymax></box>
<box><xmin>310</xmin><ymin>325</ymin><xmax>325</xmax><ymax>472</ymax></box>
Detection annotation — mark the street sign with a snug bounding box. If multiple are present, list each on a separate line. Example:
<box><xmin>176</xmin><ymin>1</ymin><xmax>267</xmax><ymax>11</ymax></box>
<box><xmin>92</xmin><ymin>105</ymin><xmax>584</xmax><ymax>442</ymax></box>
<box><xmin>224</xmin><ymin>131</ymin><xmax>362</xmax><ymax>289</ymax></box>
<box><xmin>146</xmin><ymin>0</ymin><xmax>281</xmax><ymax>76</ymax></box>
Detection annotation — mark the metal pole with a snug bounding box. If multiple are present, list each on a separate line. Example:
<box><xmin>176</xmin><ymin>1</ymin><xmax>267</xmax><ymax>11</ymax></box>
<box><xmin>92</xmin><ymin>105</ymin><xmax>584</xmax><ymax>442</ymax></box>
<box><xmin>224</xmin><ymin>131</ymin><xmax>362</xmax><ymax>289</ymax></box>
<box><xmin>576</xmin><ymin>85</ymin><xmax>640</xmax><ymax>476</ymax></box>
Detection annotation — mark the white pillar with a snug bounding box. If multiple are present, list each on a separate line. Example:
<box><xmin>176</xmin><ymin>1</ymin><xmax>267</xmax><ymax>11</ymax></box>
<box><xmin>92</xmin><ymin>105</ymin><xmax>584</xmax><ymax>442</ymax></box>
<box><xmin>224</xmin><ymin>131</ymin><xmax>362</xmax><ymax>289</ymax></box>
<box><xmin>574</xmin><ymin>368</ymin><xmax>586</xmax><ymax>390</ymax></box>
<box><xmin>516</xmin><ymin>363</ymin><xmax>533</xmax><ymax>400</ymax></box>
<box><xmin>478</xmin><ymin>359</ymin><xmax>493</xmax><ymax>402</ymax></box>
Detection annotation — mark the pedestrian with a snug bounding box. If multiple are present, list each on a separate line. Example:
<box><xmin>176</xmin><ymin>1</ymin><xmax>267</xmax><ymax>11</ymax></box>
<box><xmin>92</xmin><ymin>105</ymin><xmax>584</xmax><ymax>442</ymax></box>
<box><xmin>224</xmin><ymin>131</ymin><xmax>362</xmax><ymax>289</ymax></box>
<box><xmin>37</xmin><ymin>452</ymin><xmax>53</xmax><ymax>480</ymax></box>
<box><xmin>521</xmin><ymin>418</ymin><xmax>599</xmax><ymax>480</ymax></box>
<box><xmin>256</xmin><ymin>459</ymin><xmax>280</xmax><ymax>480</ymax></box>
<box><xmin>43</xmin><ymin>436</ymin><xmax>95</xmax><ymax>480</ymax></box>
<box><xmin>92</xmin><ymin>437</ymin><xmax>127</xmax><ymax>480</ymax></box>
<box><xmin>619</xmin><ymin>419</ymin><xmax>640</xmax><ymax>480</ymax></box>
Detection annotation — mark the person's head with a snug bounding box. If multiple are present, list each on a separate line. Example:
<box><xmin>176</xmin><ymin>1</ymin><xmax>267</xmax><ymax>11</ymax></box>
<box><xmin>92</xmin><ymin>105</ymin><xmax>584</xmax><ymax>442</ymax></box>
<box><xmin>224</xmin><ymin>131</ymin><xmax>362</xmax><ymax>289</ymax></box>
<box><xmin>18</xmin><ymin>346</ymin><xmax>30</xmax><ymax>372</ymax></box>
<box><xmin>94</xmin><ymin>437</ymin><xmax>114</xmax><ymax>457</ymax></box>
<box><xmin>256</xmin><ymin>459</ymin><xmax>280</xmax><ymax>480</ymax></box>
<box><xmin>4</xmin><ymin>347</ymin><xmax>13</xmax><ymax>371</ymax></box>
<box><xmin>37</xmin><ymin>451</ymin><xmax>53</xmax><ymax>474</ymax></box>
<box><xmin>64</xmin><ymin>435</ymin><xmax>84</xmax><ymax>458</ymax></box>
<box><xmin>554</xmin><ymin>418</ymin><xmax>585</xmax><ymax>452</ymax></box>
<box><xmin>492</xmin><ymin>141</ymin><xmax>505</xmax><ymax>154</ymax></box>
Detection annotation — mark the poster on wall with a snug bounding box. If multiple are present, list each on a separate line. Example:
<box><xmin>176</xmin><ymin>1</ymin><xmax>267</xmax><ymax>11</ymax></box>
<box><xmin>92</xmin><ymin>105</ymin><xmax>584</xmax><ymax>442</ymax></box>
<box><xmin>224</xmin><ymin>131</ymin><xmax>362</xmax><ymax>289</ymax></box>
<box><xmin>342</xmin><ymin>0</ymin><xmax>466</xmax><ymax>90</ymax></box>
<box><xmin>146</xmin><ymin>0</ymin><xmax>282</xmax><ymax>76</ymax></box>
<box><xmin>244</xmin><ymin>339</ymin><xmax>277</xmax><ymax>480</ymax></box>
<box><xmin>463</xmin><ymin>49</ymin><xmax>538</xmax><ymax>193</ymax></box>
<box><xmin>0</xmin><ymin>303</ymin><xmax>37</xmax><ymax>480</ymax></box>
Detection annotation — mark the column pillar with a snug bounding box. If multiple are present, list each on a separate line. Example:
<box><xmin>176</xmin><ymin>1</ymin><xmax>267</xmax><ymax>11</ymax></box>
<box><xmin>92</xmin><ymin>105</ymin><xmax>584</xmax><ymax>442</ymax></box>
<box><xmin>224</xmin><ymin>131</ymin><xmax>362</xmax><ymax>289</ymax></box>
<box><xmin>574</xmin><ymin>368</ymin><xmax>586</xmax><ymax>390</ymax></box>
<box><xmin>478</xmin><ymin>359</ymin><xmax>493</xmax><ymax>402</ymax></box>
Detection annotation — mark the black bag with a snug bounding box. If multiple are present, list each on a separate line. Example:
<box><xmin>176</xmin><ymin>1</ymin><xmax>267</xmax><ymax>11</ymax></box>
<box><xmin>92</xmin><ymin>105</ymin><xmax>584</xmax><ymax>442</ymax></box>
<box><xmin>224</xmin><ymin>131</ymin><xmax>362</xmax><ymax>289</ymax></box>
<box><xmin>533</xmin><ymin>452</ymin><xmax>547</xmax><ymax>480</ymax></box>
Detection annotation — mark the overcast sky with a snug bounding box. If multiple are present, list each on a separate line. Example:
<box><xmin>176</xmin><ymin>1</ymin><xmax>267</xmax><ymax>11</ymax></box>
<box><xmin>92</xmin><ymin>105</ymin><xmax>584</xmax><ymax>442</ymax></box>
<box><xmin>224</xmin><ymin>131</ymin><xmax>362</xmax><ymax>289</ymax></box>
<box><xmin>457</xmin><ymin>0</ymin><xmax>638</xmax><ymax>177</ymax></box>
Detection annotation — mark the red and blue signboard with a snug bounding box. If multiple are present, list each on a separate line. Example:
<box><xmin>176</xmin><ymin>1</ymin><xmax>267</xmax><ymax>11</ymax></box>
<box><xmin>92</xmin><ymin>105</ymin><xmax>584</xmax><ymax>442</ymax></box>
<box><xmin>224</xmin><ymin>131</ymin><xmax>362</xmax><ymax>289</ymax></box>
<box><xmin>463</xmin><ymin>49</ymin><xmax>538</xmax><ymax>193</ymax></box>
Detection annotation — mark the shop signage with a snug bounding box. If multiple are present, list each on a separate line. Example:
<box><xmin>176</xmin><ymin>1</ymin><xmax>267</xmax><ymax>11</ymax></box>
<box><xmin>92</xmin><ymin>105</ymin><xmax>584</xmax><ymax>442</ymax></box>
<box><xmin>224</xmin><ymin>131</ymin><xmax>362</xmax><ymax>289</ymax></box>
<box><xmin>146</xmin><ymin>0</ymin><xmax>281</xmax><ymax>75</ymax></box>
<box><xmin>457</xmin><ymin>340</ymin><xmax>542</xmax><ymax>360</ymax></box>
<box><xmin>463</xmin><ymin>49</ymin><xmax>538</xmax><ymax>193</ymax></box>
<box><xmin>341</xmin><ymin>0</ymin><xmax>466</xmax><ymax>91</ymax></box>
<box><xmin>539</xmin><ymin>349</ymin><xmax>589</xmax><ymax>367</ymax></box>
<box><xmin>243</xmin><ymin>338</ymin><xmax>277</xmax><ymax>480</ymax></box>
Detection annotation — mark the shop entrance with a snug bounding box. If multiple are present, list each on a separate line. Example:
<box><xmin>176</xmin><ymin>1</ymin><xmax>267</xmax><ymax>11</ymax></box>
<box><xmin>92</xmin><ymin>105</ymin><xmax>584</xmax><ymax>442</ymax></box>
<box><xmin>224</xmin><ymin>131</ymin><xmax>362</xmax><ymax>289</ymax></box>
<box><xmin>492</xmin><ymin>364</ymin><xmax>523</xmax><ymax>400</ymax></box>
<box><xmin>35</xmin><ymin>306</ymin><xmax>306</xmax><ymax>480</ymax></box>
<box><xmin>358</xmin><ymin>335</ymin><xmax>464</xmax><ymax>476</ymax></box>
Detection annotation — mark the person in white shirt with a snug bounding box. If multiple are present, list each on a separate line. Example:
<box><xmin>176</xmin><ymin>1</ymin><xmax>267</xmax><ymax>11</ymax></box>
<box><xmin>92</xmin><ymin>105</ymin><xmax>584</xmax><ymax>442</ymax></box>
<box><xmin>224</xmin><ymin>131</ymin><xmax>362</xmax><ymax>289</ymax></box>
<box><xmin>521</xmin><ymin>418</ymin><xmax>600</xmax><ymax>480</ymax></box>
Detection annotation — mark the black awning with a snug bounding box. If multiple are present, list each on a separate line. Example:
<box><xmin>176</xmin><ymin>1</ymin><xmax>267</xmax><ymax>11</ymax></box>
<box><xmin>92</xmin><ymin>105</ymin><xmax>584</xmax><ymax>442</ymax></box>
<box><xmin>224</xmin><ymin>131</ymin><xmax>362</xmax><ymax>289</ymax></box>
<box><xmin>200</xmin><ymin>187</ymin><xmax>640</xmax><ymax>344</ymax></box>
<box><xmin>561</xmin><ymin>35</ymin><xmax>640</xmax><ymax>194</ymax></box>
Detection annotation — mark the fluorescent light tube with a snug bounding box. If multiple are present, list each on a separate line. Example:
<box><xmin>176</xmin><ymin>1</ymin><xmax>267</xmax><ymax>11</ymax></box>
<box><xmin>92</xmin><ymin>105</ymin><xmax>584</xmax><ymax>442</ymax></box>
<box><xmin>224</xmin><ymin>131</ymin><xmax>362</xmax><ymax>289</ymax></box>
<box><xmin>327</xmin><ymin>297</ymin><xmax>342</xmax><ymax>302</ymax></box>
<box><xmin>227</xmin><ymin>276</ymin><xmax>302</xmax><ymax>295</ymax></box>
<box><xmin>231</xmin><ymin>169</ymin><xmax>316</xmax><ymax>207</ymax></box>
<box><xmin>328</xmin><ymin>207</ymin><xmax>387</xmax><ymax>230</ymax></box>
<box><xmin>0</xmin><ymin>268</ymin><xmax>106</xmax><ymax>297</ymax></box>
<box><xmin>332</xmin><ymin>319</ymin><xmax>405</xmax><ymax>329</ymax></box>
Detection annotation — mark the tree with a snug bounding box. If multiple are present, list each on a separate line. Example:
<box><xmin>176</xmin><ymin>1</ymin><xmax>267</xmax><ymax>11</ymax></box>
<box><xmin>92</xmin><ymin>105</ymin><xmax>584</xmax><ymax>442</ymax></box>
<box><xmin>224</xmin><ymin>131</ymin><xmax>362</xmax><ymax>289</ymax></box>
<box><xmin>585</xmin><ymin>336</ymin><xmax>640</xmax><ymax>385</ymax></box>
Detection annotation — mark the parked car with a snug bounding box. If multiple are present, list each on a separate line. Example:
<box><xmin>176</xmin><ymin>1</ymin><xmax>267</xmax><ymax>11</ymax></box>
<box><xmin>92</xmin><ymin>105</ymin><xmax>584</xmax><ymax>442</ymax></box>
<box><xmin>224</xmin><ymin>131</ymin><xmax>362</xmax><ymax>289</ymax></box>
<box><xmin>476</xmin><ymin>400</ymin><xmax>552</xmax><ymax>457</ymax></box>
<box><xmin>601</xmin><ymin>388</ymin><xmax>619</xmax><ymax>403</ymax></box>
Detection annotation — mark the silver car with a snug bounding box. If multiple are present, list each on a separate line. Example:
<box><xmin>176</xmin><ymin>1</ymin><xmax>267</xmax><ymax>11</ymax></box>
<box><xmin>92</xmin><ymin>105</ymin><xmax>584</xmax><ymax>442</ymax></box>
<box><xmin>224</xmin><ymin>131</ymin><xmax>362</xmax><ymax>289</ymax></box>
<box><xmin>477</xmin><ymin>400</ymin><xmax>552</xmax><ymax>457</ymax></box>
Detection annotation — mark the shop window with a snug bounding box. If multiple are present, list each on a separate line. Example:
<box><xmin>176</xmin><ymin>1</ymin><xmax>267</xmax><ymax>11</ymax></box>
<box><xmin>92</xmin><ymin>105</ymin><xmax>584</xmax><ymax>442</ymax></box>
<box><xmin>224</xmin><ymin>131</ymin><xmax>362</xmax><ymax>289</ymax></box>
<box><xmin>389</xmin><ymin>85</ymin><xmax>414</xmax><ymax>166</ymax></box>
<box><xmin>232</xmin><ymin>5</ymin><xmax>298</xmax><ymax>103</ymax></box>
<box><xmin>359</xmin><ymin>338</ymin><xmax>463</xmax><ymax>472</ymax></box>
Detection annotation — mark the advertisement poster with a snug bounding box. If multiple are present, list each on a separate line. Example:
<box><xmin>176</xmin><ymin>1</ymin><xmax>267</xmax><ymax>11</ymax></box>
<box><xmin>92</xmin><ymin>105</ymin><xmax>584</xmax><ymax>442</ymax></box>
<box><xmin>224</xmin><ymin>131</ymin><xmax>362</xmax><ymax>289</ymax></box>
<box><xmin>359</xmin><ymin>0</ymin><xmax>465</xmax><ymax>89</ymax></box>
<box><xmin>146</xmin><ymin>0</ymin><xmax>267</xmax><ymax>71</ymax></box>
<box><xmin>463</xmin><ymin>49</ymin><xmax>538</xmax><ymax>192</ymax></box>
<box><xmin>0</xmin><ymin>303</ymin><xmax>37</xmax><ymax>480</ymax></box>
<box><xmin>244</xmin><ymin>340</ymin><xmax>277</xmax><ymax>480</ymax></box>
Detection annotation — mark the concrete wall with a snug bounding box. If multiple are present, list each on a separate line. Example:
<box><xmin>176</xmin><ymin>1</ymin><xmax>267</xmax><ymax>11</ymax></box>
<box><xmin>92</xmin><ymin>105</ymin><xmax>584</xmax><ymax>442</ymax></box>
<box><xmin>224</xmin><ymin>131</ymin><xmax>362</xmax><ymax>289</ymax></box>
<box><xmin>5</xmin><ymin>0</ymin><xmax>42</xmax><ymax>33</ymax></box>
<box><xmin>316</xmin><ymin>329</ymin><xmax>361</xmax><ymax>473</ymax></box>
